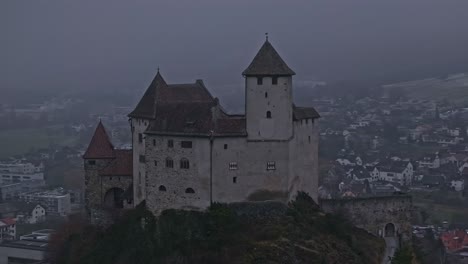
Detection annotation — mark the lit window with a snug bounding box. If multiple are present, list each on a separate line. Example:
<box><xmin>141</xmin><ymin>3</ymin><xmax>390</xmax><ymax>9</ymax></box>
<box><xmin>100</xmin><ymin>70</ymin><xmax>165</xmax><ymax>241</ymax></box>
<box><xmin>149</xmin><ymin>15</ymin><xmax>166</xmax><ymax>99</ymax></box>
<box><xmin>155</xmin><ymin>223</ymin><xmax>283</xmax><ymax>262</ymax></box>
<box><xmin>272</xmin><ymin>76</ymin><xmax>278</xmax><ymax>85</ymax></box>
<box><xmin>266</xmin><ymin>111</ymin><xmax>272</xmax><ymax>119</ymax></box>
<box><xmin>185</xmin><ymin>188</ymin><xmax>195</xmax><ymax>194</ymax></box>
<box><xmin>168</xmin><ymin>139</ymin><xmax>174</xmax><ymax>148</ymax></box>
<box><xmin>159</xmin><ymin>185</ymin><xmax>166</xmax><ymax>192</ymax></box>
<box><xmin>267</xmin><ymin>161</ymin><xmax>276</xmax><ymax>170</ymax></box>
<box><xmin>165</xmin><ymin>158</ymin><xmax>174</xmax><ymax>168</ymax></box>
<box><xmin>181</xmin><ymin>141</ymin><xmax>192</xmax><ymax>148</ymax></box>
<box><xmin>257</xmin><ymin>77</ymin><xmax>263</xmax><ymax>85</ymax></box>
<box><xmin>180</xmin><ymin>158</ymin><xmax>190</xmax><ymax>169</ymax></box>
<box><xmin>229</xmin><ymin>162</ymin><xmax>238</xmax><ymax>170</ymax></box>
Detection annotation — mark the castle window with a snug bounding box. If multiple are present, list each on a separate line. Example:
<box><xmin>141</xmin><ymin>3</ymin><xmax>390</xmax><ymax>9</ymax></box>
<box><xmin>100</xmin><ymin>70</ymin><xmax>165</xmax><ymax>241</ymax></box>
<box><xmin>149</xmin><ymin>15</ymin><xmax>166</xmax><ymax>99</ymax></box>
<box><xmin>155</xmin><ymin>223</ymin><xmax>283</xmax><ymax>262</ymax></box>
<box><xmin>87</xmin><ymin>160</ymin><xmax>96</xmax><ymax>165</ymax></box>
<box><xmin>185</xmin><ymin>188</ymin><xmax>195</xmax><ymax>194</ymax></box>
<box><xmin>233</xmin><ymin>177</ymin><xmax>237</xmax><ymax>183</ymax></box>
<box><xmin>267</xmin><ymin>161</ymin><xmax>276</xmax><ymax>170</ymax></box>
<box><xmin>154</xmin><ymin>160</ymin><xmax>158</xmax><ymax>166</ymax></box>
<box><xmin>266</xmin><ymin>111</ymin><xmax>272</xmax><ymax>119</ymax></box>
<box><xmin>272</xmin><ymin>76</ymin><xmax>278</xmax><ymax>85</ymax></box>
<box><xmin>165</xmin><ymin>157</ymin><xmax>174</xmax><ymax>168</ymax></box>
<box><xmin>257</xmin><ymin>77</ymin><xmax>263</xmax><ymax>85</ymax></box>
<box><xmin>229</xmin><ymin>162</ymin><xmax>238</xmax><ymax>170</ymax></box>
<box><xmin>265</xmin><ymin>92</ymin><xmax>268</xmax><ymax>98</ymax></box>
<box><xmin>168</xmin><ymin>139</ymin><xmax>174</xmax><ymax>148</ymax></box>
<box><xmin>224</xmin><ymin>144</ymin><xmax>228</xmax><ymax>149</ymax></box>
<box><xmin>153</xmin><ymin>139</ymin><xmax>156</xmax><ymax>146</ymax></box>
<box><xmin>159</xmin><ymin>185</ymin><xmax>167</xmax><ymax>192</ymax></box>
<box><xmin>181</xmin><ymin>141</ymin><xmax>192</xmax><ymax>148</ymax></box>
<box><xmin>308</xmin><ymin>136</ymin><xmax>311</xmax><ymax>143</ymax></box>
<box><xmin>138</xmin><ymin>133</ymin><xmax>143</xmax><ymax>143</ymax></box>
<box><xmin>139</xmin><ymin>155</ymin><xmax>145</xmax><ymax>163</ymax></box>
<box><xmin>180</xmin><ymin>158</ymin><xmax>190</xmax><ymax>169</ymax></box>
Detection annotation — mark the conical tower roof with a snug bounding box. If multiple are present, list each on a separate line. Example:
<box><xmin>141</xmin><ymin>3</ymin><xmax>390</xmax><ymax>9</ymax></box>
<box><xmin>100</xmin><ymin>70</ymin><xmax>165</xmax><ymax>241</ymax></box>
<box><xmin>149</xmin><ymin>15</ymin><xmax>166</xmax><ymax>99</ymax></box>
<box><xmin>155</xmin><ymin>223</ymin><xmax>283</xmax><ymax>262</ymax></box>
<box><xmin>128</xmin><ymin>70</ymin><xmax>167</xmax><ymax>119</ymax></box>
<box><xmin>83</xmin><ymin>121</ymin><xmax>115</xmax><ymax>159</ymax></box>
<box><xmin>242</xmin><ymin>39</ymin><xmax>295</xmax><ymax>76</ymax></box>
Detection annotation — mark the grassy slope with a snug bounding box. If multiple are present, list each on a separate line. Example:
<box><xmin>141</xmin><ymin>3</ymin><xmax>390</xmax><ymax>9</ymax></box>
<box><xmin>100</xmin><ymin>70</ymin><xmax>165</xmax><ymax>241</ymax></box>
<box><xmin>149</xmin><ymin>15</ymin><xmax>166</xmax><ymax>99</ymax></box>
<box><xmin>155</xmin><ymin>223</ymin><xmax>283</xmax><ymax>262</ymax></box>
<box><xmin>50</xmin><ymin>194</ymin><xmax>385</xmax><ymax>264</ymax></box>
<box><xmin>0</xmin><ymin>127</ymin><xmax>78</xmax><ymax>158</ymax></box>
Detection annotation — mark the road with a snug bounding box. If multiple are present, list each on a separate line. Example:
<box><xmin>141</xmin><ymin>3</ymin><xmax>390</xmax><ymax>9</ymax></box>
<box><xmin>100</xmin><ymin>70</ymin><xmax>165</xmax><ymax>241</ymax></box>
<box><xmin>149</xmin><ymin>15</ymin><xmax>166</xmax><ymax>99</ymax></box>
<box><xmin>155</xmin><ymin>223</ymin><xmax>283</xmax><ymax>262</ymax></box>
<box><xmin>381</xmin><ymin>237</ymin><xmax>398</xmax><ymax>264</ymax></box>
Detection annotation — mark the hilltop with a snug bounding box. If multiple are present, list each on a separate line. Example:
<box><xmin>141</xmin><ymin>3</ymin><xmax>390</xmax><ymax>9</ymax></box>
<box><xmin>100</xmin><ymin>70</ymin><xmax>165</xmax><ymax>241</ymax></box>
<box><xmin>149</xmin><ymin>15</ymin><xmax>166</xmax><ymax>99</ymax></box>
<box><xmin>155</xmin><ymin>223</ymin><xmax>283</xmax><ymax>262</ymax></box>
<box><xmin>49</xmin><ymin>193</ymin><xmax>385</xmax><ymax>264</ymax></box>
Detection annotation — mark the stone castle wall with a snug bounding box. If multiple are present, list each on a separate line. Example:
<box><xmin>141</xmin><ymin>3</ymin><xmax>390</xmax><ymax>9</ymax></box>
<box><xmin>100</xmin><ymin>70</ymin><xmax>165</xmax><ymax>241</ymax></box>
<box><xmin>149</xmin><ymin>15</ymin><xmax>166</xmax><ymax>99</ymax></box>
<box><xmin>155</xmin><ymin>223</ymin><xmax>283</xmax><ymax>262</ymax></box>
<box><xmin>320</xmin><ymin>195</ymin><xmax>413</xmax><ymax>241</ymax></box>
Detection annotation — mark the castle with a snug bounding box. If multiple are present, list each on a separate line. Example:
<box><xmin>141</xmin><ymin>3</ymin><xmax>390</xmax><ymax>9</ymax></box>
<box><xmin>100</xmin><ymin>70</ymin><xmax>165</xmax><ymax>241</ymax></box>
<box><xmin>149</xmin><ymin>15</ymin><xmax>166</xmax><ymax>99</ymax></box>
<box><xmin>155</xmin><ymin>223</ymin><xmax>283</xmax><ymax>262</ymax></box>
<box><xmin>83</xmin><ymin>39</ymin><xmax>320</xmax><ymax>217</ymax></box>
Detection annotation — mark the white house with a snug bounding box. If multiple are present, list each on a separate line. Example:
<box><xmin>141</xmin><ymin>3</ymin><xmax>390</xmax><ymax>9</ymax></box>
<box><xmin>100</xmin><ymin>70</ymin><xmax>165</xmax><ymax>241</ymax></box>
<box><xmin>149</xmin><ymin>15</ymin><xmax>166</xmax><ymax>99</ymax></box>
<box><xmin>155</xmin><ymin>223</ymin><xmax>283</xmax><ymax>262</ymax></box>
<box><xmin>450</xmin><ymin>180</ymin><xmax>464</xmax><ymax>192</ymax></box>
<box><xmin>15</xmin><ymin>203</ymin><xmax>46</xmax><ymax>224</ymax></box>
<box><xmin>0</xmin><ymin>218</ymin><xmax>16</xmax><ymax>240</ymax></box>
<box><xmin>418</xmin><ymin>153</ymin><xmax>440</xmax><ymax>169</ymax></box>
<box><xmin>376</xmin><ymin>160</ymin><xmax>414</xmax><ymax>186</ymax></box>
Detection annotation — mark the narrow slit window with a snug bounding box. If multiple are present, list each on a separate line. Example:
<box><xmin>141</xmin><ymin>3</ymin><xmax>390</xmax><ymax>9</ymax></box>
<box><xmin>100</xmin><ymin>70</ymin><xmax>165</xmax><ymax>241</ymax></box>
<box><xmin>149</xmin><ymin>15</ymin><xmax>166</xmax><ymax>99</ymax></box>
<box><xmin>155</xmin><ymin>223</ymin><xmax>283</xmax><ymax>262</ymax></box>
<box><xmin>233</xmin><ymin>177</ymin><xmax>237</xmax><ymax>183</ymax></box>
<box><xmin>266</xmin><ymin>111</ymin><xmax>272</xmax><ymax>119</ymax></box>
<box><xmin>265</xmin><ymin>92</ymin><xmax>268</xmax><ymax>98</ymax></box>
<box><xmin>224</xmin><ymin>144</ymin><xmax>228</xmax><ymax>150</ymax></box>
<box><xmin>153</xmin><ymin>139</ymin><xmax>156</xmax><ymax>146</ymax></box>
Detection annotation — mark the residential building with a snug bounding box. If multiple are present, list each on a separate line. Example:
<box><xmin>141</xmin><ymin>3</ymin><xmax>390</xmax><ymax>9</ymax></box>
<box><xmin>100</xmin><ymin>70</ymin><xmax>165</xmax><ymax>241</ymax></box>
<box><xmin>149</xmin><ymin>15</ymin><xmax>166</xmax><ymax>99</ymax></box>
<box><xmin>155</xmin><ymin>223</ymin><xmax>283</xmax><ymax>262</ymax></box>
<box><xmin>19</xmin><ymin>188</ymin><xmax>71</xmax><ymax>216</ymax></box>
<box><xmin>0</xmin><ymin>161</ymin><xmax>44</xmax><ymax>184</ymax></box>
<box><xmin>0</xmin><ymin>180</ymin><xmax>45</xmax><ymax>203</ymax></box>
<box><xmin>0</xmin><ymin>218</ymin><xmax>16</xmax><ymax>241</ymax></box>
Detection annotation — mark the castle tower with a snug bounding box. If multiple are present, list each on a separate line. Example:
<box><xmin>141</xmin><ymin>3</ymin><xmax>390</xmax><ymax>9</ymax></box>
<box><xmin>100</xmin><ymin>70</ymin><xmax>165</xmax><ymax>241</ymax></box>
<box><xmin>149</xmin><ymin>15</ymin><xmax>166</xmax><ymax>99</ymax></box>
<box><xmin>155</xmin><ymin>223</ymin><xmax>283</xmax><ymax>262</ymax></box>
<box><xmin>83</xmin><ymin>121</ymin><xmax>115</xmax><ymax>210</ymax></box>
<box><xmin>243</xmin><ymin>38</ymin><xmax>296</xmax><ymax>140</ymax></box>
<box><xmin>128</xmin><ymin>71</ymin><xmax>166</xmax><ymax>205</ymax></box>
<box><xmin>83</xmin><ymin>121</ymin><xmax>133</xmax><ymax>222</ymax></box>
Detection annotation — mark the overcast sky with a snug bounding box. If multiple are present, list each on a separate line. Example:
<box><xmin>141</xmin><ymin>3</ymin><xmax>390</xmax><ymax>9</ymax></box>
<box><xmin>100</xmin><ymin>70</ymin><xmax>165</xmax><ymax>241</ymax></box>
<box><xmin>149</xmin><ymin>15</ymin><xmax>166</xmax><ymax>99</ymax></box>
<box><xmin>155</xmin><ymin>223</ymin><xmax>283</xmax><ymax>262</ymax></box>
<box><xmin>2</xmin><ymin>0</ymin><xmax>468</xmax><ymax>101</ymax></box>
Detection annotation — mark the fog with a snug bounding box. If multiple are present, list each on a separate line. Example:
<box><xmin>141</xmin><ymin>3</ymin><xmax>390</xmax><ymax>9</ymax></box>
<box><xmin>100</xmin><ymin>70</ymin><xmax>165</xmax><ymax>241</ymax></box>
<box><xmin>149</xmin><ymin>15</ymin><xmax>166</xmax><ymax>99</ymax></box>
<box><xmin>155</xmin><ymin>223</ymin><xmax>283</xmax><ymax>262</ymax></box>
<box><xmin>3</xmin><ymin>0</ymin><xmax>468</xmax><ymax>103</ymax></box>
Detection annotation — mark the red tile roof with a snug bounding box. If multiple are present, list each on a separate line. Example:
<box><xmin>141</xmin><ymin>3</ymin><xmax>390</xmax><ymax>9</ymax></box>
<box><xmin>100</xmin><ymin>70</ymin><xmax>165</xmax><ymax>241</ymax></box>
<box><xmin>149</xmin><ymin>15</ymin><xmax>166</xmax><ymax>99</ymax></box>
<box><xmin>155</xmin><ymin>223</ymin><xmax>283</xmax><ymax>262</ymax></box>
<box><xmin>0</xmin><ymin>218</ymin><xmax>16</xmax><ymax>226</ymax></box>
<box><xmin>441</xmin><ymin>229</ymin><xmax>468</xmax><ymax>252</ymax></box>
<box><xmin>83</xmin><ymin>121</ymin><xmax>115</xmax><ymax>159</ymax></box>
<box><xmin>99</xmin><ymin>150</ymin><xmax>133</xmax><ymax>176</ymax></box>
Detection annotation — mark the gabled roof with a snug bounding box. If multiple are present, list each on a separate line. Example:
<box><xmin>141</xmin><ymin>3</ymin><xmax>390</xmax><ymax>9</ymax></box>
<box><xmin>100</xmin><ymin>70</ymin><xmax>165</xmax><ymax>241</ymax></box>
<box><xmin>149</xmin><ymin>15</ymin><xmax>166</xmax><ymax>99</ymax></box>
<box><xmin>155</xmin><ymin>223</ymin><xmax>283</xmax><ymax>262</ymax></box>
<box><xmin>293</xmin><ymin>106</ymin><xmax>320</xmax><ymax>120</ymax></box>
<box><xmin>242</xmin><ymin>40</ymin><xmax>295</xmax><ymax>76</ymax></box>
<box><xmin>128</xmin><ymin>72</ymin><xmax>214</xmax><ymax>119</ymax></box>
<box><xmin>83</xmin><ymin>121</ymin><xmax>114</xmax><ymax>159</ymax></box>
<box><xmin>145</xmin><ymin>102</ymin><xmax>247</xmax><ymax>137</ymax></box>
<box><xmin>0</xmin><ymin>218</ymin><xmax>16</xmax><ymax>226</ymax></box>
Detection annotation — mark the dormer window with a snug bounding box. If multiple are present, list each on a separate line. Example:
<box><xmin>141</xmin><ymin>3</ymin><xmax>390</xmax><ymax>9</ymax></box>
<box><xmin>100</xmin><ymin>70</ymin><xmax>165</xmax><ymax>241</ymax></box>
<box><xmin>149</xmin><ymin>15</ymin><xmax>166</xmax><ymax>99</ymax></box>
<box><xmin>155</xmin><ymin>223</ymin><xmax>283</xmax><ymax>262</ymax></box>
<box><xmin>266</xmin><ymin>111</ymin><xmax>272</xmax><ymax>119</ymax></box>
<box><xmin>272</xmin><ymin>76</ymin><xmax>278</xmax><ymax>85</ymax></box>
<box><xmin>257</xmin><ymin>77</ymin><xmax>263</xmax><ymax>85</ymax></box>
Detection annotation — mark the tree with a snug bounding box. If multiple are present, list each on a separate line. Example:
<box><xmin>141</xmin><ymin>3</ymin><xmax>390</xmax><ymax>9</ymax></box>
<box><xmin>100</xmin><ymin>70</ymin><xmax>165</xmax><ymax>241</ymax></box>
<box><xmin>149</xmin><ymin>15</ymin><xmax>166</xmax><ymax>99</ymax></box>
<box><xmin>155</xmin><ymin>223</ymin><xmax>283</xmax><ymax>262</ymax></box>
<box><xmin>391</xmin><ymin>246</ymin><xmax>413</xmax><ymax>264</ymax></box>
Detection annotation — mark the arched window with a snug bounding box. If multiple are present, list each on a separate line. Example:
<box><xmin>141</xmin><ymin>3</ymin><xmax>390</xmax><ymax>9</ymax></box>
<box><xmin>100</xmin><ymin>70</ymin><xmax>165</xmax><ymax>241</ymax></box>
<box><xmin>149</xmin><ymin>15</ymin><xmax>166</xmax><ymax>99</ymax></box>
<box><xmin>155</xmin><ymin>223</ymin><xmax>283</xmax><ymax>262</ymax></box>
<box><xmin>180</xmin><ymin>158</ymin><xmax>190</xmax><ymax>169</ymax></box>
<box><xmin>159</xmin><ymin>185</ymin><xmax>167</xmax><ymax>192</ymax></box>
<box><xmin>185</xmin><ymin>188</ymin><xmax>195</xmax><ymax>194</ymax></box>
<box><xmin>165</xmin><ymin>157</ymin><xmax>174</xmax><ymax>168</ymax></box>
<box><xmin>266</xmin><ymin>111</ymin><xmax>272</xmax><ymax>119</ymax></box>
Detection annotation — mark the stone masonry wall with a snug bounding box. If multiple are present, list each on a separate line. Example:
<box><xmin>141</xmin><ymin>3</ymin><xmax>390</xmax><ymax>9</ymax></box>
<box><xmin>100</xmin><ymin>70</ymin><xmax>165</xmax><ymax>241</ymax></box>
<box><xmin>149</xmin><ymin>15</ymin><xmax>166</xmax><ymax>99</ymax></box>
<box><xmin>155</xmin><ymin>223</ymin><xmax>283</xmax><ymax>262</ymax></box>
<box><xmin>320</xmin><ymin>195</ymin><xmax>413</xmax><ymax>241</ymax></box>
